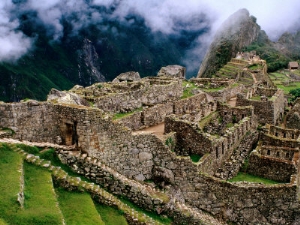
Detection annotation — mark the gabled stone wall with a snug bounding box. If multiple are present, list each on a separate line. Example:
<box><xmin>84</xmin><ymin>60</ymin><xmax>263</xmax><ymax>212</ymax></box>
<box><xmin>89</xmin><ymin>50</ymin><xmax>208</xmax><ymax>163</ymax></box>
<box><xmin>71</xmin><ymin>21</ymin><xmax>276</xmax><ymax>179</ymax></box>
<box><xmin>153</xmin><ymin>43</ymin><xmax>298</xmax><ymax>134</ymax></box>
<box><xmin>236</xmin><ymin>89</ymin><xmax>285</xmax><ymax>124</ymax></box>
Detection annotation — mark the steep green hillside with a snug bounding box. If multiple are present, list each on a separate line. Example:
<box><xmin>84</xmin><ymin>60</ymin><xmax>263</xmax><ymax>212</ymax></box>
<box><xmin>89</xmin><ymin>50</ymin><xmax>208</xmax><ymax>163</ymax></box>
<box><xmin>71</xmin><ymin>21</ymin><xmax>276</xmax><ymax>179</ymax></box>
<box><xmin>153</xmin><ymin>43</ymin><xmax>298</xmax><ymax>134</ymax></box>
<box><xmin>0</xmin><ymin>13</ymin><xmax>205</xmax><ymax>102</ymax></box>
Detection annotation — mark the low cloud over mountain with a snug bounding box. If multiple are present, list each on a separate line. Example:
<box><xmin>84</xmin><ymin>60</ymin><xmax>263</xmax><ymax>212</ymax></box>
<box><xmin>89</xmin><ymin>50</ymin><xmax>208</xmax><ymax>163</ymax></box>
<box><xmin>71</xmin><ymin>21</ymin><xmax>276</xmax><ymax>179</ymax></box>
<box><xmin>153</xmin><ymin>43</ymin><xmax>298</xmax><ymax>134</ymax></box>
<box><xmin>2</xmin><ymin>0</ymin><xmax>300</xmax><ymax>64</ymax></box>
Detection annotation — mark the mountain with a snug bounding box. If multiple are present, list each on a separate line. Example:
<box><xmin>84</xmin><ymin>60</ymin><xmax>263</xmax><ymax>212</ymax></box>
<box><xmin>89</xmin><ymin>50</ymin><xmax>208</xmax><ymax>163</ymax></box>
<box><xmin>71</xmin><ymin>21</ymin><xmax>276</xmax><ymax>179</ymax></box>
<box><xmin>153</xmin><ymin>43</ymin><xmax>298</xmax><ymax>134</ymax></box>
<box><xmin>197</xmin><ymin>9</ymin><xmax>261</xmax><ymax>78</ymax></box>
<box><xmin>0</xmin><ymin>12</ymin><xmax>208</xmax><ymax>102</ymax></box>
<box><xmin>197</xmin><ymin>9</ymin><xmax>300</xmax><ymax>78</ymax></box>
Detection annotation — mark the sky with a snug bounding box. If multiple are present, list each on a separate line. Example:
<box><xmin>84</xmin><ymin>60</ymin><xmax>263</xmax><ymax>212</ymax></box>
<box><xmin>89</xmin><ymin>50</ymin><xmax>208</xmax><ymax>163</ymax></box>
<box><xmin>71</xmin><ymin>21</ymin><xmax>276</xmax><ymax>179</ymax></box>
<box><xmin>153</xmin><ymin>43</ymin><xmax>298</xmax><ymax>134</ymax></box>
<box><xmin>1</xmin><ymin>0</ymin><xmax>300</xmax><ymax>62</ymax></box>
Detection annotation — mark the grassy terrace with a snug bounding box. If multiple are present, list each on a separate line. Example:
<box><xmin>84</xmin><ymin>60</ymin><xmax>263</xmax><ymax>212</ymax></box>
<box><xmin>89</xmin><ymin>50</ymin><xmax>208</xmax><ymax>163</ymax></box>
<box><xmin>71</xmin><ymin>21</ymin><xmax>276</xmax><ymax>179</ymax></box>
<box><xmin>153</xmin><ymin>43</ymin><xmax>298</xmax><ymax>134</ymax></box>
<box><xmin>269</xmin><ymin>72</ymin><xmax>300</xmax><ymax>95</ymax></box>
<box><xmin>181</xmin><ymin>80</ymin><xmax>199</xmax><ymax>99</ymax></box>
<box><xmin>1</xmin><ymin>143</ymin><xmax>172</xmax><ymax>224</ymax></box>
<box><xmin>56</xmin><ymin>188</ymin><xmax>105</xmax><ymax>225</ymax></box>
<box><xmin>0</xmin><ymin>144</ymin><xmax>24</xmax><ymax>224</ymax></box>
<box><xmin>113</xmin><ymin>107</ymin><xmax>143</xmax><ymax>120</ymax></box>
<box><xmin>21</xmin><ymin>162</ymin><xmax>64</xmax><ymax>224</ymax></box>
<box><xmin>228</xmin><ymin>172</ymin><xmax>280</xmax><ymax>185</ymax></box>
<box><xmin>95</xmin><ymin>204</ymin><xmax>128</xmax><ymax>225</ymax></box>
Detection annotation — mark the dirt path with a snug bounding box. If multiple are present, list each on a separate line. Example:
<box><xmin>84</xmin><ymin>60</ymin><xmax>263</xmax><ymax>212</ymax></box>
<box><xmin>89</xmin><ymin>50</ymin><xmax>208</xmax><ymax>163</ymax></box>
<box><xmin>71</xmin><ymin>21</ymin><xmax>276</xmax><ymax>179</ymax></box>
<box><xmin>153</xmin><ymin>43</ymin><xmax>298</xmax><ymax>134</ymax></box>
<box><xmin>250</xmin><ymin>72</ymin><xmax>257</xmax><ymax>84</ymax></box>
<box><xmin>133</xmin><ymin>123</ymin><xmax>165</xmax><ymax>139</ymax></box>
<box><xmin>227</xmin><ymin>97</ymin><xmax>237</xmax><ymax>107</ymax></box>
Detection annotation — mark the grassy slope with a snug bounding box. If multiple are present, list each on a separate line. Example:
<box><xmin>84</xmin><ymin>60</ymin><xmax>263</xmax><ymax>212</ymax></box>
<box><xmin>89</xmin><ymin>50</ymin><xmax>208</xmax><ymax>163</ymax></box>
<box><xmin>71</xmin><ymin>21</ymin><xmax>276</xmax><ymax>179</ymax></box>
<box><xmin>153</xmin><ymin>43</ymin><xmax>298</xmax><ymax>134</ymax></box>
<box><xmin>19</xmin><ymin>162</ymin><xmax>64</xmax><ymax>225</ymax></box>
<box><xmin>0</xmin><ymin>144</ymin><xmax>23</xmax><ymax>224</ymax></box>
<box><xmin>95</xmin><ymin>204</ymin><xmax>128</xmax><ymax>225</ymax></box>
<box><xmin>56</xmin><ymin>187</ymin><xmax>105</xmax><ymax>225</ymax></box>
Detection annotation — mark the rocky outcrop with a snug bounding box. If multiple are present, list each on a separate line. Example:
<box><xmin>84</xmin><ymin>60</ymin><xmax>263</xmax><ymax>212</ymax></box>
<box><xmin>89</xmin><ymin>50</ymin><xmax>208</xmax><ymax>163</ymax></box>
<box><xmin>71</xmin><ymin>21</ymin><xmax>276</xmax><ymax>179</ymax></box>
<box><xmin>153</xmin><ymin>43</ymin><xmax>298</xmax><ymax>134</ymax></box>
<box><xmin>78</xmin><ymin>38</ymin><xmax>106</xmax><ymax>85</ymax></box>
<box><xmin>157</xmin><ymin>65</ymin><xmax>186</xmax><ymax>79</ymax></box>
<box><xmin>197</xmin><ymin>9</ymin><xmax>261</xmax><ymax>78</ymax></box>
<box><xmin>112</xmin><ymin>71</ymin><xmax>141</xmax><ymax>83</ymax></box>
<box><xmin>47</xmin><ymin>88</ymin><xmax>89</xmax><ymax>106</ymax></box>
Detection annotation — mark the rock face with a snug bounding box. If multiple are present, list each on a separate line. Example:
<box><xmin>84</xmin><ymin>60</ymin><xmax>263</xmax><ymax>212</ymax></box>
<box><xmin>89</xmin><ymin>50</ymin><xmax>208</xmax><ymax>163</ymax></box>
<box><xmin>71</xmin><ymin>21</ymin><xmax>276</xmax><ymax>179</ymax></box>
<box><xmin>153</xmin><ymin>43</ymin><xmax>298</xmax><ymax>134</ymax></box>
<box><xmin>197</xmin><ymin>9</ymin><xmax>261</xmax><ymax>78</ymax></box>
<box><xmin>157</xmin><ymin>65</ymin><xmax>186</xmax><ymax>79</ymax></box>
<box><xmin>78</xmin><ymin>38</ymin><xmax>106</xmax><ymax>85</ymax></box>
<box><xmin>112</xmin><ymin>71</ymin><xmax>141</xmax><ymax>83</ymax></box>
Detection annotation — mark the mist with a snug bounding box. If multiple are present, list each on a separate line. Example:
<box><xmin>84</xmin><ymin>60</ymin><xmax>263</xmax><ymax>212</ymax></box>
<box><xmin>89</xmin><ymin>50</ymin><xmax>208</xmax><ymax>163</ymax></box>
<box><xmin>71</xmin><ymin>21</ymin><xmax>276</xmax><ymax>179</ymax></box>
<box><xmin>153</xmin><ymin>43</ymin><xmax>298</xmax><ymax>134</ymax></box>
<box><xmin>1</xmin><ymin>0</ymin><xmax>300</xmax><ymax>72</ymax></box>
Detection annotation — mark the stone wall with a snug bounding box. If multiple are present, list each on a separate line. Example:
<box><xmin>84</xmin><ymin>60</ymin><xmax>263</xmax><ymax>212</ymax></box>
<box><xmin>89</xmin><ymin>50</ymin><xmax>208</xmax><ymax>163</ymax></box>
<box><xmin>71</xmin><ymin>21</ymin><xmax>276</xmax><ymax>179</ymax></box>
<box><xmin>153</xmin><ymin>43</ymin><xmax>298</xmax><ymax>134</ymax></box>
<box><xmin>236</xmin><ymin>89</ymin><xmax>285</xmax><ymax>125</ymax></box>
<box><xmin>256</xmin><ymin>87</ymin><xmax>278</xmax><ymax>97</ymax></box>
<box><xmin>269</xmin><ymin>125</ymin><xmax>300</xmax><ymax>140</ymax></box>
<box><xmin>206</xmin><ymin>84</ymin><xmax>245</xmax><ymax>102</ymax></box>
<box><xmin>247</xmin><ymin>150</ymin><xmax>297</xmax><ymax>182</ymax></box>
<box><xmin>190</xmin><ymin>78</ymin><xmax>235</xmax><ymax>88</ymax></box>
<box><xmin>1</xmin><ymin>101</ymin><xmax>300</xmax><ymax>224</ymax></box>
<box><xmin>143</xmin><ymin>103</ymin><xmax>173</xmax><ymax>127</ymax></box>
<box><xmin>173</xmin><ymin>93</ymin><xmax>216</xmax><ymax>117</ymax></box>
<box><xmin>0</xmin><ymin>102</ymin><xmax>58</xmax><ymax>143</ymax></box>
<box><xmin>165</xmin><ymin>114</ymin><xmax>257</xmax><ymax>175</ymax></box>
<box><xmin>117</xmin><ymin>92</ymin><xmax>216</xmax><ymax>131</ymax></box>
<box><xmin>261</xmin><ymin>133</ymin><xmax>300</xmax><ymax>149</ymax></box>
<box><xmin>93</xmin><ymin>78</ymin><xmax>183</xmax><ymax>113</ymax></box>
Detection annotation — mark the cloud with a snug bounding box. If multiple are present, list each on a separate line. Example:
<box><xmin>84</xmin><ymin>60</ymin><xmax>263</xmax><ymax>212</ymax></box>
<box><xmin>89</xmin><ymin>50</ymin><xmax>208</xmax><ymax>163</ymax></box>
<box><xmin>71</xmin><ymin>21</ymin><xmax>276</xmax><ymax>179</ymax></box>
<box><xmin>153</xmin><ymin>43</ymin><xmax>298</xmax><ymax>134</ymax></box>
<box><xmin>0</xmin><ymin>1</ymin><xmax>32</xmax><ymax>62</ymax></box>
<box><xmin>1</xmin><ymin>0</ymin><xmax>300</xmax><ymax>64</ymax></box>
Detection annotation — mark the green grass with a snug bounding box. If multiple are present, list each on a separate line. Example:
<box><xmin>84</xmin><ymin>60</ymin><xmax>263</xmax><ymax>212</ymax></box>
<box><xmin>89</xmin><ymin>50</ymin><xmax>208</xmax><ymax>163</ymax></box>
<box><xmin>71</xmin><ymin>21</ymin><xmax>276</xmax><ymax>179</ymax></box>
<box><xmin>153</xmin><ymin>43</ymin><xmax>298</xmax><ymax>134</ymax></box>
<box><xmin>119</xmin><ymin>197</ymin><xmax>172</xmax><ymax>225</ymax></box>
<box><xmin>202</xmin><ymin>86</ymin><xmax>225</xmax><ymax>92</ymax></box>
<box><xmin>95</xmin><ymin>204</ymin><xmax>128</xmax><ymax>225</ymax></box>
<box><xmin>0</xmin><ymin>144</ymin><xmax>23</xmax><ymax>224</ymax></box>
<box><xmin>56</xmin><ymin>187</ymin><xmax>105</xmax><ymax>225</ymax></box>
<box><xmin>250</xmin><ymin>96</ymin><xmax>261</xmax><ymax>101</ymax></box>
<box><xmin>277</xmin><ymin>82</ymin><xmax>300</xmax><ymax>94</ymax></box>
<box><xmin>190</xmin><ymin>154</ymin><xmax>202</xmax><ymax>163</ymax></box>
<box><xmin>18</xmin><ymin>162</ymin><xmax>64</xmax><ymax>224</ymax></box>
<box><xmin>113</xmin><ymin>107</ymin><xmax>143</xmax><ymax>120</ymax></box>
<box><xmin>198</xmin><ymin>112</ymin><xmax>218</xmax><ymax>129</ymax></box>
<box><xmin>228</xmin><ymin>172</ymin><xmax>280</xmax><ymax>185</ymax></box>
<box><xmin>181</xmin><ymin>81</ymin><xmax>199</xmax><ymax>99</ymax></box>
<box><xmin>248</xmin><ymin>64</ymin><xmax>262</xmax><ymax>70</ymax></box>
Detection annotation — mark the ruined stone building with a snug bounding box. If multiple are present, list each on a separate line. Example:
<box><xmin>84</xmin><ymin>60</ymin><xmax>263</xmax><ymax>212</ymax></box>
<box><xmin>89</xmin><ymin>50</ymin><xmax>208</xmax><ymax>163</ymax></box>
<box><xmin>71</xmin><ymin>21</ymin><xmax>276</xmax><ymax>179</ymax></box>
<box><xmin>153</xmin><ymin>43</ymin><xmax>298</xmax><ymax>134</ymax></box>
<box><xmin>0</xmin><ymin>61</ymin><xmax>299</xmax><ymax>224</ymax></box>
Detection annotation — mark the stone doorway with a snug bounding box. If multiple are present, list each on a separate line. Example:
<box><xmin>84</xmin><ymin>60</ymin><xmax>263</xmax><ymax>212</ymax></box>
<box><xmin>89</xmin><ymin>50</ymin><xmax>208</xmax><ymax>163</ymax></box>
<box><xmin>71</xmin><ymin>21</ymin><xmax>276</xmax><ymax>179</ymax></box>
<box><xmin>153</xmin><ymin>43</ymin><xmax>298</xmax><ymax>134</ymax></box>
<box><xmin>63</xmin><ymin>121</ymin><xmax>78</xmax><ymax>146</ymax></box>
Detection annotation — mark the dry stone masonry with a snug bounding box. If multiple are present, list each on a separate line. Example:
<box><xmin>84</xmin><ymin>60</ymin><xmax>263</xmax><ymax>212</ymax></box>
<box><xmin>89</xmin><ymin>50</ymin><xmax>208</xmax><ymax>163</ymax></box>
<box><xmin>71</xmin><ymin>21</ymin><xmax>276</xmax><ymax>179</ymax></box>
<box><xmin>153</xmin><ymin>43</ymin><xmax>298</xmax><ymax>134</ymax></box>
<box><xmin>1</xmin><ymin>62</ymin><xmax>300</xmax><ymax>225</ymax></box>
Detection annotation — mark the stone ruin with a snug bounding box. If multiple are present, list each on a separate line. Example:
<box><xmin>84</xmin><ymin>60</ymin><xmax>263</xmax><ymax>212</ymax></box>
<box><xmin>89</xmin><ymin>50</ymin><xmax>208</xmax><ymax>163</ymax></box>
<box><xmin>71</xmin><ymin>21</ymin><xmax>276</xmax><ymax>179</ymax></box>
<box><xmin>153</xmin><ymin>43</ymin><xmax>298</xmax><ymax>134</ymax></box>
<box><xmin>0</xmin><ymin>62</ymin><xmax>300</xmax><ymax>225</ymax></box>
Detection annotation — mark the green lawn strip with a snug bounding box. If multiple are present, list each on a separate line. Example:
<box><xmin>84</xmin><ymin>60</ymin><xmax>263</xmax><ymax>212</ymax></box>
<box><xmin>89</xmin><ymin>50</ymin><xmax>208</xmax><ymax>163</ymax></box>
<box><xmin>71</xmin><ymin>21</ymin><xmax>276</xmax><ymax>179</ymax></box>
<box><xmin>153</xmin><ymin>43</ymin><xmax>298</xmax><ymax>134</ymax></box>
<box><xmin>119</xmin><ymin>197</ymin><xmax>172</xmax><ymax>225</ymax></box>
<box><xmin>0</xmin><ymin>144</ymin><xmax>23</xmax><ymax>224</ymax></box>
<box><xmin>95</xmin><ymin>204</ymin><xmax>128</xmax><ymax>225</ymax></box>
<box><xmin>228</xmin><ymin>172</ymin><xmax>280</xmax><ymax>185</ymax></box>
<box><xmin>56</xmin><ymin>187</ymin><xmax>105</xmax><ymax>225</ymax></box>
<box><xmin>113</xmin><ymin>107</ymin><xmax>143</xmax><ymax>120</ymax></box>
<box><xmin>18</xmin><ymin>162</ymin><xmax>63</xmax><ymax>225</ymax></box>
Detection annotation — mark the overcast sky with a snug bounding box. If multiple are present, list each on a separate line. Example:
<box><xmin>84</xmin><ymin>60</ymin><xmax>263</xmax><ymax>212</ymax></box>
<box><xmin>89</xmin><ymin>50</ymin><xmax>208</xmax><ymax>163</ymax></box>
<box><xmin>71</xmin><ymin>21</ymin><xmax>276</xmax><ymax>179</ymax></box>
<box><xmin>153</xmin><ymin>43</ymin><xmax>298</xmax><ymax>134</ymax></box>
<box><xmin>1</xmin><ymin>0</ymin><xmax>300</xmax><ymax>62</ymax></box>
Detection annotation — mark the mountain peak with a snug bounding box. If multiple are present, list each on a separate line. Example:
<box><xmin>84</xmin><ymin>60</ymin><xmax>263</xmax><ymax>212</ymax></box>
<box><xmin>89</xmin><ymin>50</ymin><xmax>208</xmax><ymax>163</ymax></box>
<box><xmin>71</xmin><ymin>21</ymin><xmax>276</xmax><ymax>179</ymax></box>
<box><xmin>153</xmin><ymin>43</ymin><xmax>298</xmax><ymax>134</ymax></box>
<box><xmin>197</xmin><ymin>9</ymin><xmax>261</xmax><ymax>78</ymax></box>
